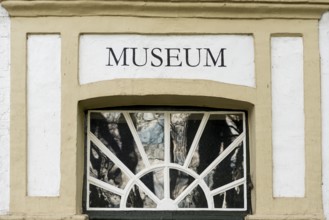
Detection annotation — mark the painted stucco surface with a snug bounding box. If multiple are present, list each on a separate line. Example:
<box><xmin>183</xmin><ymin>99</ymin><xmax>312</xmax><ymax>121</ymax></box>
<box><xmin>79</xmin><ymin>35</ymin><xmax>255</xmax><ymax>87</ymax></box>
<box><xmin>0</xmin><ymin>4</ymin><xmax>10</xmax><ymax>215</ymax></box>
<box><xmin>27</xmin><ymin>35</ymin><xmax>61</xmax><ymax>197</ymax></box>
<box><xmin>320</xmin><ymin>12</ymin><xmax>329</xmax><ymax>220</ymax></box>
<box><xmin>0</xmin><ymin>2</ymin><xmax>326</xmax><ymax>218</ymax></box>
<box><xmin>271</xmin><ymin>37</ymin><xmax>305</xmax><ymax>198</ymax></box>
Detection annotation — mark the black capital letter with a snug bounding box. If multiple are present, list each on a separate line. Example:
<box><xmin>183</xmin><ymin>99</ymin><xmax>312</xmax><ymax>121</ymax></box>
<box><xmin>166</xmin><ymin>48</ymin><xmax>182</xmax><ymax>67</ymax></box>
<box><xmin>204</xmin><ymin>48</ymin><xmax>226</xmax><ymax>67</ymax></box>
<box><xmin>185</xmin><ymin>48</ymin><xmax>202</xmax><ymax>67</ymax></box>
<box><xmin>151</xmin><ymin>48</ymin><xmax>163</xmax><ymax>67</ymax></box>
<box><xmin>132</xmin><ymin>48</ymin><xmax>149</xmax><ymax>67</ymax></box>
<box><xmin>106</xmin><ymin>47</ymin><xmax>129</xmax><ymax>66</ymax></box>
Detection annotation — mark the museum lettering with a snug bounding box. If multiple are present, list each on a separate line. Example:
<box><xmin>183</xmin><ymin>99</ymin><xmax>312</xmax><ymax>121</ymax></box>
<box><xmin>106</xmin><ymin>47</ymin><xmax>227</xmax><ymax>67</ymax></box>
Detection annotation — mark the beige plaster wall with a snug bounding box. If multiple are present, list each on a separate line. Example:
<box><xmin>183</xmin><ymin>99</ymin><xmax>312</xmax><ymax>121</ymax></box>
<box><xmin>3</xmin><ymin>13</ymin><xmax>324</xmax><ymax>220</ymax></box>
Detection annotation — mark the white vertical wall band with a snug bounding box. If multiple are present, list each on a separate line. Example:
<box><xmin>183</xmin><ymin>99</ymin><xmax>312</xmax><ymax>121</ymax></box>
<box><xmin>271</xmin><ymin>37</ymin><xmax>305</xmax><ymax>197</ymax></box>
<box><xmin>320</xmin><ymin>12</ymin><xmax>329</xmax><ymax>220</ymax></box>
<box><xmin>0</xmin><ymin>4</ymin><xmax>10</xmax><ymax>214</ymax></box>
<box><xmin>27</xmin><ymin>35</ymin><xmax>61</xmax><ymax>196</ymax></box>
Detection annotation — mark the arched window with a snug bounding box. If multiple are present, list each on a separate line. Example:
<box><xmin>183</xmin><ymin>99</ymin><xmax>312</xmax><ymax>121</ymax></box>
<box><xmin>84</xmin><ymin>108</ymin><xmax>250</xmax><ymax>219</ymax></box>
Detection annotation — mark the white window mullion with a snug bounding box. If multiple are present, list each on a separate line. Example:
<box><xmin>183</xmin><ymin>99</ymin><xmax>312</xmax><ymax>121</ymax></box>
<box><xmin>243</xmin><ymin>113</ymin><xmax>247</xmax><ymax>208</ymax></box>
<box><xmin>184</xmin><ymin>113</ymin><xmax>210</xmax><ymax>168</ymax></box>
<box><xmin>88</xmin><ymin>176</ymin><xmax>125</xmax><ymax>196</ymax></box>
<box><xmin>164</xmin><ymin>113</ymin><xmax>171</xmax><ymax>199</ymax></box>
<box><xmin>87</xmin><ymin>110</ymin><xmax>247</xmax><ymax>211</ymax></box>
<box><xmin>199</xmin><ymin>180</ymin><xmax>214</xmax><ymax>209</ymax></box>
<box><xmin>87</xmin><ymin>125</ymin><xmax>91</xmax><ymax>209</ymax></box>
<box><xmin>123</xmin><ymin>112</ymin><xmax>151</xmax><ymax>167</ymax></box>
<box><xmin>173</xmin><ymin>179</ymin><xmax>199</xmax><ymax>205</ymax></box>
<box><xmin>210</xmin><ymin>178</ymin><xmax>245</xmax><ymax>197</ymax></box>
<box><xmin>135</xmin><ymin>179</ymin><xmax>161</xmax><ymax>204</ymax></box>
<box><xmin>200</xmin><ymin>132</ymin><xmax>245</xmax><ymax>179</ymax></box>
<box><xmin>120</xmin><ymin>179</ymin><xmax>135</xmax><ymax>209</ymax></box>
<box><xmin>89</xmin><ymin>132</ymin><xmax>162</xmax><ymax>206</ymax></box>
<box><xmin>174</xmin><ymin>132</ymin><xmax>244</xmax><ymax>206</ymax></box>
<box><xmin>89</xmin><ymin>132</ymin><xmax>135</xmax><ymax>179</ymax></box>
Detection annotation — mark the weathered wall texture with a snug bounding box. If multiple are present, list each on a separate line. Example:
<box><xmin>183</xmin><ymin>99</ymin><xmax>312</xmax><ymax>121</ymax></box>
<box><xmin>0</xmin><ymin>1</ymin><xmax>329</xmax><ymax>219</ymax></box>
<box><xmin>0</xmin><ymin>3</ymin><xmax>10</xmax><ymax>215</ymax></box>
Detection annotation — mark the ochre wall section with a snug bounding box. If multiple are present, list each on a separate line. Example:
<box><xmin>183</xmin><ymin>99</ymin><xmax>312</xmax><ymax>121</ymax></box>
<box><xmin>1</xmin><ymin>5</ymin><xmax>325</xmax><ymax>220</ymax></box>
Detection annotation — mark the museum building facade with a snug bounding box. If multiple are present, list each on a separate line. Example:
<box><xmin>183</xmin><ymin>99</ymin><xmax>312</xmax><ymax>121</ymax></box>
<box><xmin>1</xmin><ymin>0</ymin><xmax>329</xmax><ymax>219</ymax></box>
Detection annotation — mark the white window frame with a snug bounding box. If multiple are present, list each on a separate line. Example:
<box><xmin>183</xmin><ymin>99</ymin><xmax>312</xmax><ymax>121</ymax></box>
<box><xmin>86</xmin><ymin>110</ymin><xmax>248</xmax><ymax>212</ymax></box>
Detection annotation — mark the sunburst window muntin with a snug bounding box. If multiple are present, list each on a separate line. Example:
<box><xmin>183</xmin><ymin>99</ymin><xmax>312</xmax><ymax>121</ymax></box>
<box><xmin>86</xmin><ymin>110</ymin><xmax>247</xmax><ymax>211</ymax></box>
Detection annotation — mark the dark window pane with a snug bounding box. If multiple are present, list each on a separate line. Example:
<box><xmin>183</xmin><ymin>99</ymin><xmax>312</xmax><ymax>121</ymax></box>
<box><xmin>178</xmin><ymin>185</ymin><xmax>208</xmax><ymax>208</ymax></box>
<box><xmin>214</xmin><ymin>185</ymin><xmax>244</xmax><ymax>209</ymax></box>
<box><xmin>131</xmin><ymin>113</ymin><xmax>164</xmax><ymax>166</ymax></box>
<box><xmin>194</xmin><ymin>114</ymin><xmax>243</xmax><ymax>174</ymax></box>
<box><xmin>89</xmin><ymin>142</ymin><xmax>129</xmax><ymax>189</ymax></box>
<box><xmin>170</xmin><ymin>169</ymin><xmax>195</xmax><ymax>200</ymax></box>
<box><xmin>204</xmin><ymin>142</ymin><xmax>244</xmax><ymax>190</ymax></box>
<box><xmin>90</xmin><ymin>112</ymin><xmax>145</xmax><ymax>174</ymax></box>
<box><xmin>126</xmin><ymin>185</ymin><xmax>157</xmax><ymax>208</ymax></box>
<box><xmin>170</xmin><ymin>113</ymin><xmax>203</xmax><ymax>166</ymax></box>
<box><xmin>89</xmin><ymin>184</ymin><xmax>121</xmax><ymax>208</ymax></box>
<box><xmin>86</xmin><ymin>110</ymin><xmax>248</xmax><ymax>214</ymax></box>
<box><xmin>140</xmin><ymin>169</ymin><xmax>164</xmax><ymax>200</ymax></box>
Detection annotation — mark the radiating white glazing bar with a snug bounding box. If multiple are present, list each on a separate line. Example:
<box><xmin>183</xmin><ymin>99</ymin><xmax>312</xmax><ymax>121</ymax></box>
<box><xmin>271</xmin><ymin>37</ymin><xmax>305</xmax><ymax>197</ymax></box>
<box><xmin>175</xmin><ymin>133</ymin><xmax>245</xmax><ymax>204</ymax></box>
<box><xmin>89</xmin><ymin>132</ymin><xmax>161</xmax><ymax>204</ymax></box>
<box><xmin>27</xmin><ymin>35</ymin><xmax>61</xmax><ymax>196</ymax></box>
<box><xmin>89</xmin><ymin>132</ymin><xmax>135</xmax><ymax>179</ymax></box>
<box><xmin>88</xmin><ymin>177</ymin><xmax>125</xmax><ymax>196</ymax></box>
<box><xmin>123</xmin><ymin>112</ymin><xmax>150</xmax><ymax>167</ymax></box>
<box><xmin>183</xmin><ymin>113</ymin><xmax>209</xmax><ymax>168</ymax></box>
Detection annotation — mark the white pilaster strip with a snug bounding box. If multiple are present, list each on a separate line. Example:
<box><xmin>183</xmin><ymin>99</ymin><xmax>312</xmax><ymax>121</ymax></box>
<box><xmin>320</xmin><ymin>12</ymin><xmax>329</xmax><ymax>220</ymax></box>
<box><xmin>271</xmin><ymin>37</ymin><xmax>305</xmax><ymax>197</ymax></box>
<box><xmin>0</xmin><ymin>4</ymin><xmax>10</xmax><ymax>214</ymax></box>
<box><xmin>27</xmin><ymin>35</ymin><xmax>61</xmax><ymax>196</ymax></box>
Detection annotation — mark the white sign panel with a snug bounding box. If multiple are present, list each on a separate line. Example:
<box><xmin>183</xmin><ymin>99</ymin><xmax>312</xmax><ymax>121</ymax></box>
<box><xmin>79</xmin><ymin>35</ymin><xmax>255</xmax><ymax>87</ymax></box>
